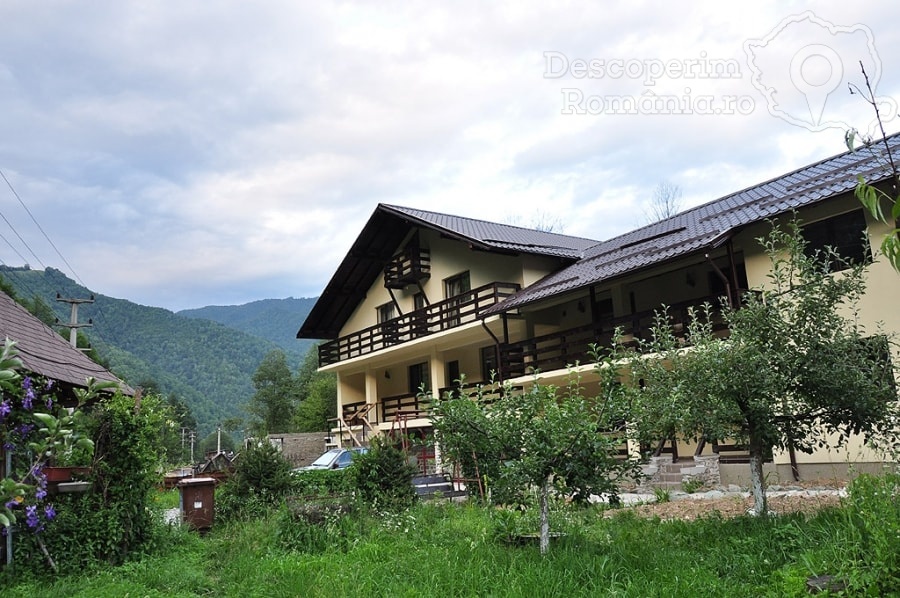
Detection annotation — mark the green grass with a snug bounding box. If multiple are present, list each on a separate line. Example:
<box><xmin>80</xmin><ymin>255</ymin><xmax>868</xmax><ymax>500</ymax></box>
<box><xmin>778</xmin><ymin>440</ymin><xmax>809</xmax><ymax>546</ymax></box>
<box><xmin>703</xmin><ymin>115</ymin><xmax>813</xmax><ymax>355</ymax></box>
<box><xmin>0</xmin><ymin>494</ymin><xmax>893</xmax><ymax>597</ymax></box>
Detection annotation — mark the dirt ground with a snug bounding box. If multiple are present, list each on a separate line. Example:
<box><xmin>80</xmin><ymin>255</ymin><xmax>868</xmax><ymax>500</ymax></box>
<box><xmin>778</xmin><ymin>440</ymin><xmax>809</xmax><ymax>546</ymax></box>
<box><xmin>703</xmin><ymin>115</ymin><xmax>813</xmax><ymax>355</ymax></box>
<box><xmin>610</xmin><ymin>481</ymin><xmax>845</xmax><ymax>521</ymax></box>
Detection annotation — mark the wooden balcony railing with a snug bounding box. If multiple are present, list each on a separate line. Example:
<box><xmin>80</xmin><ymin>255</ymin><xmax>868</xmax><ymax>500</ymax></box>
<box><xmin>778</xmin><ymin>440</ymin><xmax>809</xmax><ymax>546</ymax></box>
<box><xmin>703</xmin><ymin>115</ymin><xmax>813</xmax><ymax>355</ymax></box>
<box><xmin>318</xmin><ymin>282</ymin><xmax>520</xmax><ymax>366</ymax></box>
<box><xmin>500</xmin><ymin>295</ymin><xmax>730</xmax><ymax>379</ymax></box>
<box><xmin>384</xmin><ymin>247</ymin><xmax>431</xmax><ymax>289</ymax></box>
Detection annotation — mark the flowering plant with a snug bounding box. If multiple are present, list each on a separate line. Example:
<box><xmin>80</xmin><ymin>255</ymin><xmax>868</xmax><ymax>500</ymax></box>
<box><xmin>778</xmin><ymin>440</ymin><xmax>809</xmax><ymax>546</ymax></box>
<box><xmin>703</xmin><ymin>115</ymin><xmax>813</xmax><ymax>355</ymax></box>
<box><xmin>0</xmin><ymin>338</ymin><xmax>95</xmax><ymax>539</ymax></box>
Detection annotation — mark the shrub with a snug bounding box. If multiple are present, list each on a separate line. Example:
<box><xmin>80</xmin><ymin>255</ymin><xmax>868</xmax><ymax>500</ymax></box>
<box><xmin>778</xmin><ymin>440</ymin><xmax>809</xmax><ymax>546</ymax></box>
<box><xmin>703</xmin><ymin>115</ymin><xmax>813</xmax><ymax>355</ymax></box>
<box><xmin>217</xmin><ymin>441</ymin><xmax>293</xmax><ymax>521</ymax></box>
<box><xmin>350</xmin><ymin>438</ymin><xmax>416</xmax><ymax>510</ymax></box>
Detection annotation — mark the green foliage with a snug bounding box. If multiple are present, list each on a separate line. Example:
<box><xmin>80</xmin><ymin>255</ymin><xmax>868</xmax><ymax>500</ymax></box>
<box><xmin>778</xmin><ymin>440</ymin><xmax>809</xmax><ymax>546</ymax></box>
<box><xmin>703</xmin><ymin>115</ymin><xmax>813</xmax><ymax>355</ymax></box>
<box><xmin>837</xmin><ymin>473</ymin><xmax>900</xmax><ymax>592</ymax></box>
<box><xmin>246</xmin><ymin>350</ymin><xmax>298</xmax><ymax>435</ymax></box>
<box><xmin>291</xmin><ymin>469</ymin><xmax>355</xmax><ymax>497</ymax></box>
<box><xmin>178</xmin><ymin>297</ymin><xmax>317</xmax><ymax>356</ymax></box>
<box><xmin>14</xmin><ymin>391</ymin><xmax>169</xmax><ymax>575</ymax></box>
<box><xmin>0</xmin><ymin>265</ymin><xmax>304</xmax><ymax>437</ymax></box>
<box><xmin>350</xmin><ymin>437</ymin><xmax>417</xmax><ymax>510</ymax></box>
<box><xmin>292</xmin><ymin>346</ymin><xmax>337</xmax><ymax>432</ymax></box>
<box><xmin>277</xmin><ymin>497</ymin><xmax>365</xmax><ymax>554</ymax></box>
<box><xmin>434</xmin><ymin>355</ymin><xmax>638</xmax><ymax>507</ymax></box>
<box><xmin>629</xmin><ymin>220</ymin><xmax>899</xmax><ymax>513</ymax></box>
<box><xmin>217</xmin><ymin>441</ymin><xmax>293</xmax><ymax>521</ymax></box>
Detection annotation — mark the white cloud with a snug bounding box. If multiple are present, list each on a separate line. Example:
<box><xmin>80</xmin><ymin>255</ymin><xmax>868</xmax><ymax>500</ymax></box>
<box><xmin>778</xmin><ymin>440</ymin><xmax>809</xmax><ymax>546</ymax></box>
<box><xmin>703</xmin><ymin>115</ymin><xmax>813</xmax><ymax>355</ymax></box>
<box><xmin>0</xmin><ymin>1</ymin><xmax>898</xmax><ymax>312</ymax></box>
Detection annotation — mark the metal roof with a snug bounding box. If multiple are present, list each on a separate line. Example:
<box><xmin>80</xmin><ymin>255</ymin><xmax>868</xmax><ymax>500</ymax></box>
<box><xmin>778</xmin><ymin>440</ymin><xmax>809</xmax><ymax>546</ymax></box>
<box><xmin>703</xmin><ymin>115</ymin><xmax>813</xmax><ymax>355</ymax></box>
<box><xmin>0</xmin><ymin>291</ymin><xmax>132</xmax><ymax>395</ymax></box>
<box><xmin>299</xmin><ymin>134</ymin><xmax>900</xmax><ymax>337</ymax></box>
<box><xmin>483</xmin><ymin>134</ymin><xmax>900</xmax><ymax>314</ymax></box>
<box><xmin>297</xmin><ymin>204</ymin><xmax>598</xmax><ymax>339</ymax></box>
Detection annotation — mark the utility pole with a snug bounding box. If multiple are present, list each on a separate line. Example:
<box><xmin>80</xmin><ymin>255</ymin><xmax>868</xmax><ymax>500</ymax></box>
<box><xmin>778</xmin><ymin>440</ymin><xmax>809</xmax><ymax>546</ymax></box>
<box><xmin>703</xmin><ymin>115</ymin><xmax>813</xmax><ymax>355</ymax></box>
<box><xmin>55</xmin><ymin>293</ymin><xmax>94</xmax><ymax>349</ymax></box>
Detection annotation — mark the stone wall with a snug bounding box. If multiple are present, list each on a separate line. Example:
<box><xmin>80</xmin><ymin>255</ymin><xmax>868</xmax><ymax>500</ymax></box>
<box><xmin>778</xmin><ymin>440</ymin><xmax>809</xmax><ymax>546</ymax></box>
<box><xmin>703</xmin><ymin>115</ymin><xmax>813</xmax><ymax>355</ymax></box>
<box><xmin>268</xmin><ymin>432</ymin><xmax>331</xmax><ymax>468</ymax></box>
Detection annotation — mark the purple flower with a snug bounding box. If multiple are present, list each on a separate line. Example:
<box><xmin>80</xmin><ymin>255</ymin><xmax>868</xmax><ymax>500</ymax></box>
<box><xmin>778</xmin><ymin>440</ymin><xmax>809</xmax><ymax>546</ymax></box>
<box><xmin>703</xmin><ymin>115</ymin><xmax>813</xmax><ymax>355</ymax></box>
<box><xmin>44</xmin><ymin>505</ymin><xmax>56</xmax><ymax>521</ymax></box>
<box><xmin>22</xmin><ymin>377</ymin><xmax>35</xmax><ymax>410</ymax></box>
<box><xmin>45</xmin><ymin>396</ymin><xmax>53</xmax><ymax>410</ymax></box>
<box><xmin>4</xmin><ymin>499</ymin><xmax>19</xmax><ymax>510</ymax></box>
<box><xmin>35</xmin><ymin>488</ymin><xmax>47</xmax><ymax>500</ymax></box>
<box><xmin>0</xmin><ymin>400</ymin><xmax>10</xmax><ymax>419</ymax></box>
<box><xmin>44</xmin><ymin>379</ymin><xmax>54</xmax><ymax>391</ymax></box>
<box><xmin>25</xmin><ymin>505</ymin><xmax>39</xmax><ymax>529</ymax></box>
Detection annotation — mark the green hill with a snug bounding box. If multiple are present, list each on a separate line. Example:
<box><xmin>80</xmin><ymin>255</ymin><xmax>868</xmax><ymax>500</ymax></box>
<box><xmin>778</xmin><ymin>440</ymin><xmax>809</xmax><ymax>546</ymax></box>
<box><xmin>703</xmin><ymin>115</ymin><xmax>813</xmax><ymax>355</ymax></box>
<box><xmin>0</xmin><ymin>265</ymin><xmax>313</xmax><ymax>436</ymax></box>
<box><xmin>178</xmin><ymin>298</ymin><xmax>317</xmax><ymax>356</ymax></box>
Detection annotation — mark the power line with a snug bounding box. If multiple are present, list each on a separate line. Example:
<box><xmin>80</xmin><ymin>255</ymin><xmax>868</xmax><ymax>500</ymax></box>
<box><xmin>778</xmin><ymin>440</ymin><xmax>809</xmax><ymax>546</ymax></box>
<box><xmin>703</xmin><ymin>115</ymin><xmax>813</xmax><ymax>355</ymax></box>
<box><xmin>0</xmin><ymin>168</ymin><xmax>111</xmax><ymax>336</ymax></box>
<box><xmin>0</xmin><ymin>169</ymin><xmax>85</xmax><ymax>287</ymax></box>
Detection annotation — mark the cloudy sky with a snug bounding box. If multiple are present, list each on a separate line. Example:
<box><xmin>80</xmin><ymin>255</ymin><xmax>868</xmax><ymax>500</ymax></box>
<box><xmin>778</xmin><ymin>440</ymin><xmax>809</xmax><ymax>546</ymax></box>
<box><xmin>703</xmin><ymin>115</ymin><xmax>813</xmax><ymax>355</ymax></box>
<box><xmin>1</xmin><ymin>1</ymin><xmax>898</xmax><ymax>312</ymax></box>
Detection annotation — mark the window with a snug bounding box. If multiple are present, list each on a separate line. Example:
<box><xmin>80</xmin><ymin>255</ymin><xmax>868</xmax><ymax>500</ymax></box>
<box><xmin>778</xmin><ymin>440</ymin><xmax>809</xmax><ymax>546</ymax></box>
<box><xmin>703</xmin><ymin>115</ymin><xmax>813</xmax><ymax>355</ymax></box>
<box><xmin>444</xmin><ymin>271</ymin><xmax>471</xmax><ymax>299</ymax></box>
<box><xmin>409</xmin><ymin>362</ymin><xmax>430</xmax><ymax>394</ymax></box>
<box><xmin>412</xmin><ymin>292</ymin><xmax>429</xmax><ymax>337</ymax></box>
<box><xmin>446</xmin><ymin>360</ymin><xmax>460</xmax><ymax>387</ymax></box>
<box><xmin>377</xmin><ymin>302</ymin><xmax>397</xmax><ymax>323</ymax></box>
<box><xmin>443</xmin><ymin>271</ymin><xmax>471</xmax><ymax>328</ymax></box>
<box><xmin>378</xmin><ymin>302</ymin><xmax>399</xmax><ymax>346</ymax></box>
<box><xmin>480</xmin><ymin>346</ymin><xmax>498</xmax><ymax>382</ymax></box>
<box><xmin>802</xmin><ymin>210</ymin><xmax>870</xmax><ymax>271</ymax></box>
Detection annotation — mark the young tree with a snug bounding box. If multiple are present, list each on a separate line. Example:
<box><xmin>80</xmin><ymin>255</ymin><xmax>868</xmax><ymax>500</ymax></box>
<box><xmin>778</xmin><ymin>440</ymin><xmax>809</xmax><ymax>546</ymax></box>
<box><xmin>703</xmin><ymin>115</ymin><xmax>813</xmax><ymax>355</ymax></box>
<box><xmin>246</xmin><ymin>350</ymin><xmax>298</xmax><ymax>435</ymax></box>
<box><xmin>630</xmin><ymin>220</ymin><xmax>898</xmax><ymax>515</ymax></box>
<box><xmin>432</xmin><ymin>349</ymin><xmax>638</xmax><ymax>554</ymax></box>
<box><xmin>846</xmin><ymin>63</ymin><xmax>900</xmax><ymax>271</ymax></box>
<box><xmin>292</xmin><ymin>345</ymin><xmax>337</xmax><ymax>432</ymax></box>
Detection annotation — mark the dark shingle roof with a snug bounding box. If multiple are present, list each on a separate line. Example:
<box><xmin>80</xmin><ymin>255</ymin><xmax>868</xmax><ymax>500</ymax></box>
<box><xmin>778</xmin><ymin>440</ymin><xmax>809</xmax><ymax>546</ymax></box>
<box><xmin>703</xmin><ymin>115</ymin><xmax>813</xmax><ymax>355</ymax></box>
<box><xmin>0</xmin><ymin>291</ymin><xmax>130</xmax><ymax>393</ymax></box>
<box><xmin>484</xmin><ymin>134</ymin><xmax>900</xmax><ymax>314</ymax></box>
<box><xmin>382</xmin><ymin>205</ymin><xmax>598</xmax><ymax>258</ymax></box>
<box><xmin>298</xmin><ymin>204</ymin><xmax>598</xmax><ymax>339</ymax></box>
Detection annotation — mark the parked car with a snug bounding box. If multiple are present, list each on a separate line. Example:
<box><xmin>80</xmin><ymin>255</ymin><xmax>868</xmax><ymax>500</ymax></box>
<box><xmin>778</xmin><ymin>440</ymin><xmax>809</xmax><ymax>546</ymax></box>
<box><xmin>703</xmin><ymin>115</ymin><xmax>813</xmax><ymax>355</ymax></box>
<box><xmin>294</xmin><ymin>447</ymin><xmax>367</xmax><ymax>472</ymax></box>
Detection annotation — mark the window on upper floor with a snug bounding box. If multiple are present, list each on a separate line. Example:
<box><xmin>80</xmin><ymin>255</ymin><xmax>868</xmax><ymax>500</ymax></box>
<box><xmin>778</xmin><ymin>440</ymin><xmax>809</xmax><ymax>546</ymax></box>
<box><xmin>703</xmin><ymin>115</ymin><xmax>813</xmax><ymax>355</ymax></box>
<box><xmin>444</xmin><ymin>271</ymin><xmax>471</xmax><ymax>299</ymax></box>
<box><xmin>801</xmin><ymin>210</ymin><xmax>870</xmax><ymax>272</ymax></box>
<box><xmin>377</xmin><ymin>302</ymin><xmax>397</xmax><ymax>323</ymax></box>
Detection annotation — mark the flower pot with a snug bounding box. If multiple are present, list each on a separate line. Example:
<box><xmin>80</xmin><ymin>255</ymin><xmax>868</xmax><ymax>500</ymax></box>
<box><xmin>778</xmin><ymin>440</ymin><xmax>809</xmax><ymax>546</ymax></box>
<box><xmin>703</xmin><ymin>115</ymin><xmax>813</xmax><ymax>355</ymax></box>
<box><xmin>44</xmin><ymin>466</ymin><xmax>91</xmax><ymax>482</ymax></box>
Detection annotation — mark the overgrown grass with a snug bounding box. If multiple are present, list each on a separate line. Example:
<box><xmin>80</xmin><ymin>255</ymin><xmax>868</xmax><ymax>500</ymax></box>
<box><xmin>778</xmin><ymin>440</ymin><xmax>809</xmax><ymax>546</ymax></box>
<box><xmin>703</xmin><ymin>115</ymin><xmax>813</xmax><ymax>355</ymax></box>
<box><xmin>3</xmin><ymin>475</ymin><xmax>898</xmax><ymax>596</ymax></box>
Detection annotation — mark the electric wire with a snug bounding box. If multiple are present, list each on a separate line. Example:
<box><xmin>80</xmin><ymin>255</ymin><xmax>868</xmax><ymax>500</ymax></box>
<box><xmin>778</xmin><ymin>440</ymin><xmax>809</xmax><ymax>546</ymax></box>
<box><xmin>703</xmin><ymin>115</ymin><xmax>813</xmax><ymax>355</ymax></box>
<box><xmin>0</xmin><ymin>168</ymin><xmax>111</xmax><ymax>340</ymax></box>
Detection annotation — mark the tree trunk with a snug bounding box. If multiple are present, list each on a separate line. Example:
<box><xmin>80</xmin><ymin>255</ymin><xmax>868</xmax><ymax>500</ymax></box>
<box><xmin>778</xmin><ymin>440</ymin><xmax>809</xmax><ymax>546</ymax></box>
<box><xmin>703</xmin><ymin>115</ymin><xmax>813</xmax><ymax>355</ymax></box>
<box><xmin>539</xmin><ymin>475</ymin><xmax>552</xmax><ymax>555</ymax></box>
<box><xmin>748</xmin><ymin>435</ymin><xmax>768</xmax><ymax>516</ymax></box>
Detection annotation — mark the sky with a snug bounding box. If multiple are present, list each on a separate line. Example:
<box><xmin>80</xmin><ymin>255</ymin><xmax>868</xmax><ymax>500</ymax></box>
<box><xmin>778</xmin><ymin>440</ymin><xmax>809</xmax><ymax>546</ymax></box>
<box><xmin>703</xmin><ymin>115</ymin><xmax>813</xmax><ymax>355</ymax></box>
<box><xmin>1</xmin><ymin>1</ymin><xmax>898</xmax><ymax>312</ymax></box>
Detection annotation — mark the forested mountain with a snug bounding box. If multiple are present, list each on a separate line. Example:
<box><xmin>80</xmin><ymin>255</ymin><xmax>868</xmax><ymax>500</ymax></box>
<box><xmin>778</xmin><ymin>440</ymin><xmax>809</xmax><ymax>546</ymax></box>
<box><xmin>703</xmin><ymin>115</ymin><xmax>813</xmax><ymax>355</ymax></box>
<box><xmin>0</xmin><ymin>266</ymin><xmax>313</xmax><ymax>436</ymax></box>
<box><xmin>178</xmin><ymin>297</ymin><xmax>317</xmax><ymax>356</ymax></box>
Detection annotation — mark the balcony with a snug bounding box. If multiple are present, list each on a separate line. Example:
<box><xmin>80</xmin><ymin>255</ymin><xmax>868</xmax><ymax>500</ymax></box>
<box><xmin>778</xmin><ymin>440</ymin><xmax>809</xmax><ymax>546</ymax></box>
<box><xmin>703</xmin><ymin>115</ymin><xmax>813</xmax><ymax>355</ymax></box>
<box><xmin>499</xmin><ymin>295</ymin><xmax>729</xmax><ymax>379</ymax></box>
<box><xmin>319</xmin><ymin>282</ymin><xmax>521</xmax><ymax>367</ymax></box>
<box><xmin>384</xmin><ymin>247</ymin><xmax>431</xmax><ymax>289</ymax></box>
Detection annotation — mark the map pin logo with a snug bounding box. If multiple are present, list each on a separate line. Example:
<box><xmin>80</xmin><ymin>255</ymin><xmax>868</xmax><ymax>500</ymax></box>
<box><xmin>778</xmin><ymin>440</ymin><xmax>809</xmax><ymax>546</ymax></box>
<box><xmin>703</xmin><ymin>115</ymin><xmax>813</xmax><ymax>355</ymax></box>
<box><xmin>789</xmin><ymin>44</ymin><xmax>843</xmax><ymax>126</ymax></box>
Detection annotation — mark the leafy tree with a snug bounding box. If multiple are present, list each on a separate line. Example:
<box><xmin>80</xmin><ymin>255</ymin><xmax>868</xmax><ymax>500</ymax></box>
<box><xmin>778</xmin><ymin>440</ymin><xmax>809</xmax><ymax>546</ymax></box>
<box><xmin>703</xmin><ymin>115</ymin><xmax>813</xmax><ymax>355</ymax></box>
<box><xmin>293</xmin><ymin>345</ymin><xmax>336</xmax><ymax>432</ymax></box>
<box><xmin>246</xmin><ymin>350</ymin><xmax>298</xmax><ymax>435</ymax></box>
<box><xmin>629</xmin><ymin>220</ymin><xmax>899</xmax><ymax>515</ymax></box>
<box><xmin>432</xmin><ymin>349</ymin><xmax>639</xmax><ymax>554</ymax></box>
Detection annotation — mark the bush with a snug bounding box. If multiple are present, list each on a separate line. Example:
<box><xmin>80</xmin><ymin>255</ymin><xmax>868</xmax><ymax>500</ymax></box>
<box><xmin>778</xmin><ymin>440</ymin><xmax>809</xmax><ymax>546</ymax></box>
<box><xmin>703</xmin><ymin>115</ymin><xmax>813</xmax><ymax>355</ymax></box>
<box><xmin>350</xmin><ymin>438</ymin><xmax>416</xmax><ymax>510</ymax></box>
<box><xmin>11</xmin><ymin>392</ymin><xmax>169</xmax><ymax>576</ymax></box>
<box><xmin>216</xmin><ymin>441</ymin><xmax>293</xmax><ymax>521</ymax></box>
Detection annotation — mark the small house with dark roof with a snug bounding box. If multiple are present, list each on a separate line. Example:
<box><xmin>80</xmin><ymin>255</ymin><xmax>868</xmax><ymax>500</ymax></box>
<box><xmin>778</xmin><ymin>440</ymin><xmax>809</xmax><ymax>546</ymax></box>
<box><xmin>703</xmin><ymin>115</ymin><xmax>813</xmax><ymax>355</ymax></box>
<box><xmin>0</xmin><ymin>290</ymin><xmax>132</xmax><ymax>402</ymax></box>
<box><xmin>298</xmin><ymin>135</ymin><xmax>900</xmax><ymax>484</ymax></box>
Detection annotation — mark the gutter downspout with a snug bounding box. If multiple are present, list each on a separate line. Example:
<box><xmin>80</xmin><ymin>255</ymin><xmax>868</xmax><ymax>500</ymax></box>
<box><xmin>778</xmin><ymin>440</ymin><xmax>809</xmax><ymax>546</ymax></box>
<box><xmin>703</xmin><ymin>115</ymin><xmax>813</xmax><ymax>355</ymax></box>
<box><xmin>480</xmin><ymin>315</ymin><xmax>505</xmax><ymax>384</ymax></box>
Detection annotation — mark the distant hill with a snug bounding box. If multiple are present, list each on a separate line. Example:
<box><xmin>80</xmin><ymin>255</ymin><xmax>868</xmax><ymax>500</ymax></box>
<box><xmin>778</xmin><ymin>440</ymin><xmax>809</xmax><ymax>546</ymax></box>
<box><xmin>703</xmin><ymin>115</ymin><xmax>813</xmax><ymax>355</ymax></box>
<box><xmin>179</xmin><ymin>298</ymin><xmax>317</xmax><ymax>356</ymax></box>
<box><xmin>0</xmin><ymin>266</ymin><xmax>315</xmax><ymax>435</ymax></box>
